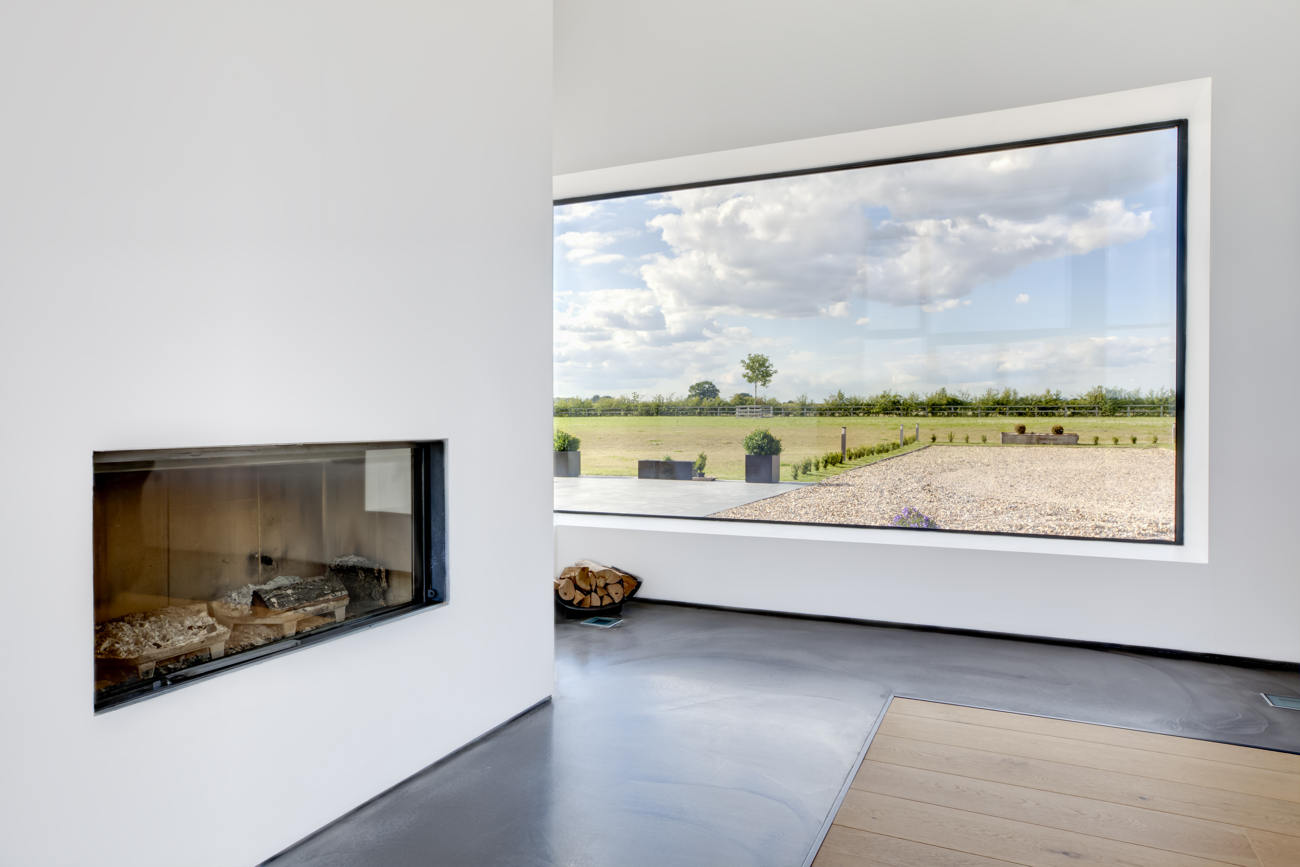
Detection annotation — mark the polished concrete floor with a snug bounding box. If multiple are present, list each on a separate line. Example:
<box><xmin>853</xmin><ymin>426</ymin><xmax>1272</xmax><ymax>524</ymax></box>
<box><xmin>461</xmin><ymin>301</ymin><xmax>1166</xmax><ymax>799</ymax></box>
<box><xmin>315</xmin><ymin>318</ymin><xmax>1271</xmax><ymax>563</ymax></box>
<box><xmin>268</xmin><ymin>602</ymin><xmax>1300</xmax><ymax>867</ymax></box>
<box><xmin>554</xmin><ymin>475</ymin><xmax>805</xmax><ymax>516</ymax></box>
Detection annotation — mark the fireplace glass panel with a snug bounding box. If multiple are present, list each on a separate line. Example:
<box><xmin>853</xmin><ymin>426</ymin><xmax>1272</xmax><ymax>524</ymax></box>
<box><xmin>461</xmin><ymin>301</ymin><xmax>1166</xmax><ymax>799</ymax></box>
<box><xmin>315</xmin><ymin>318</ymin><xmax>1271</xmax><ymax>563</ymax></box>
<box><xmin>93</xmin><ymin>442</ymin><xmax>434</xmax><ymax>708</ymax></box>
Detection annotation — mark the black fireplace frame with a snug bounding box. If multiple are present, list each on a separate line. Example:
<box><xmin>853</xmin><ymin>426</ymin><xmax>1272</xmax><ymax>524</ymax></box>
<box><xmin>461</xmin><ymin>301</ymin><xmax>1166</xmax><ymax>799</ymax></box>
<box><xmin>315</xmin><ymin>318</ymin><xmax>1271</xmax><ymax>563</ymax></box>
<box><xmin>93</xmin><ymin>439</ymin><xmax>447</xmax><ymax>713</ymax></box>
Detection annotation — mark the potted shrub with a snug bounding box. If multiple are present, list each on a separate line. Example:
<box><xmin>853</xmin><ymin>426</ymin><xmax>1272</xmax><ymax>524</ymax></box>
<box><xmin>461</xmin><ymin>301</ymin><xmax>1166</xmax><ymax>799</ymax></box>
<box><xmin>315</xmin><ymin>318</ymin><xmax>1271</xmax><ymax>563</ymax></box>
<box><xmin>636</xmin><ymin>454</ymin><xmax>694</xmax><ymax>480</ymax></box>
<box><xmin>553</xmin><ymin>430</ymin><xmax>581</xmax><ymax>477</ymax></box>
<box><xmin>1001</xmin><ymin>425</ymin><xmax>1079</xmax><ymax>445</ymax></box>
<box><xmin>742</xmin><ymin>429</ymin><xmax>782</xmax><ymax>483</ymax></box>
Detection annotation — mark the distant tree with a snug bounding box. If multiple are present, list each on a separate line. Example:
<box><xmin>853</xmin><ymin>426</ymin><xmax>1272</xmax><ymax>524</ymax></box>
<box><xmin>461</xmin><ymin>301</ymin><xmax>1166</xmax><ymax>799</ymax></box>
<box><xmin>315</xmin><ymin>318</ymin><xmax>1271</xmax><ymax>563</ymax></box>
<box><xmin>740</xmin><ymin>353</ymin><xmax>777</xmax><ymax>399</ymax></box>
<box><xmin>687</xmin><ymin>380</ymin><xmax>720</xmax><ymax>400</ymax></box>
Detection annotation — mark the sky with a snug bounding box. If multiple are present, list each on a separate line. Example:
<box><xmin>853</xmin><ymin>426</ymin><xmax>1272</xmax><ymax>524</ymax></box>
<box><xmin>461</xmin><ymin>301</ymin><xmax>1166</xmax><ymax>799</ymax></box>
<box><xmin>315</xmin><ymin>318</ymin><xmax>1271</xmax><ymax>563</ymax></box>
<box><xmin>554</xmin><ymin>127</ymin><xmax>1179</xmax><ymax>401</ymax></box>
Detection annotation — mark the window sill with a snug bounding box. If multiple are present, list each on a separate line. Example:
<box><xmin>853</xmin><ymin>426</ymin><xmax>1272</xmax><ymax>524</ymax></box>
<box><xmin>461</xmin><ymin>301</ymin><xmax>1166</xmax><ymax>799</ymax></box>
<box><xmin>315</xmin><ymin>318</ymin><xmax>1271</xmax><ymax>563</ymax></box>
<box><xmin>553</xmin><ymin>510</ymin><xmax>1207</xmax><ymax>564</ymax></box>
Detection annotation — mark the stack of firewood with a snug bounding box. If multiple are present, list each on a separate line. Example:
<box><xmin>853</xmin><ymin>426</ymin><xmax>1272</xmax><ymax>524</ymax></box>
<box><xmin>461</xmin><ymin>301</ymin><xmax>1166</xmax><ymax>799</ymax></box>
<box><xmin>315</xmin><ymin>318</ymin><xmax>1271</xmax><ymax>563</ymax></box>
<box><xmin>554</xmin><ymin>559</ymin><xmax>640</xmax><ymax>609</ymax></box>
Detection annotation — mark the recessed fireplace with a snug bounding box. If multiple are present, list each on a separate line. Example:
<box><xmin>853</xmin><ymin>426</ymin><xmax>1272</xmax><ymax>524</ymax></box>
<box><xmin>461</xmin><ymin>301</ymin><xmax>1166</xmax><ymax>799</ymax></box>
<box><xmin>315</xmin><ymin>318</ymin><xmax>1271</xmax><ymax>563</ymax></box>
<box><xmin>92</xmin><ymin>440</ymin><xmax>446</xmax><ymax>711</ymax></box>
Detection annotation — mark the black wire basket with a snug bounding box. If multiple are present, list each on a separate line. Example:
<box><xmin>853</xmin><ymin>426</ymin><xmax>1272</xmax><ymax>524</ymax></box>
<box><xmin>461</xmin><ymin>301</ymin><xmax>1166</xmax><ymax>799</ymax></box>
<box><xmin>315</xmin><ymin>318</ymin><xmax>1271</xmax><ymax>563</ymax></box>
<box><xmin>554</xmin><ymin>566</ymin><xmax>642</xmax><ymax>619</ymax></box>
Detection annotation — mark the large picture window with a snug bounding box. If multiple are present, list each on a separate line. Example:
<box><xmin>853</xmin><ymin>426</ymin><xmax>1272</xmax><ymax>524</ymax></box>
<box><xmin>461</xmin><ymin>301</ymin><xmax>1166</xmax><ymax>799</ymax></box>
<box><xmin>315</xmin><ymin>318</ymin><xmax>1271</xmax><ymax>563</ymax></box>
<box><xmin>553</xmin><ymin>123</ymin><xmax>1185</xmax><ymax>544</ymax></box>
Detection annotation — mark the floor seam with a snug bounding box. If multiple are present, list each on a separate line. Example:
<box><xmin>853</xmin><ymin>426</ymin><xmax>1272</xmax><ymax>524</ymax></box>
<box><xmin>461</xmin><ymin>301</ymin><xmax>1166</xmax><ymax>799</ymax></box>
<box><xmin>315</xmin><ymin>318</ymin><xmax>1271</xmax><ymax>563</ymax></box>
<box><xmin>872</xmin><ymin>729</ymin><xmax>1300</xmax><ymax>806</ymax></box>
<box><xmin>887</xmin><ymin>705</ymin><xmax>1300</xmax><ymax>769</ymax></box>
<box><xmin>820</xmin><ymin>824</ymin><xmax>1027</xmax><ymax>866</ymax></box>
<box><xmin>854</xmin><ymin>754</ymin><xmax>1275</xmax><ymax>833</ymax></box>
<box><xmin>846</xmin><ymin>766</ymin><xmax>1258</xmax><ymax>866</ymax></box>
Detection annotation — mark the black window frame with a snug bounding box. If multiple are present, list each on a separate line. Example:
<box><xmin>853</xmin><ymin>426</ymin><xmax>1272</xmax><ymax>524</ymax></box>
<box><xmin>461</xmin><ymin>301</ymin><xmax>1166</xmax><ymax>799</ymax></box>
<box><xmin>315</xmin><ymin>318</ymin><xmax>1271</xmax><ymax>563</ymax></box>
<box><xmin>553</xmin><ymin>121</ymin><xmax>1188</xmax><ymax>546</ymax></box>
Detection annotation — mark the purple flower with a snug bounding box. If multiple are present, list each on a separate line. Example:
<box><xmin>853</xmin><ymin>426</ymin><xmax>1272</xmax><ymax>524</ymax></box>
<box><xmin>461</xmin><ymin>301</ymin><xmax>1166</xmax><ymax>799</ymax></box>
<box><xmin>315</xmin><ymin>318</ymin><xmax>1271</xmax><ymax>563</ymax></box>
<box><xmin>890</xmin><ymin>507</ymin><xmax>939</xmax><ymax>529</ymax></box>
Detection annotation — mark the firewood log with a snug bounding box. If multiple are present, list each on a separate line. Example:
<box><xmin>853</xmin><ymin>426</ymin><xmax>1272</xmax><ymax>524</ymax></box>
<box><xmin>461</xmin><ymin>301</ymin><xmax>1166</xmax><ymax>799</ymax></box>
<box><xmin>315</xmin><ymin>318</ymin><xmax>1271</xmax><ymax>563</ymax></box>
<box><xmin>594</xmin><ymin>573</ymin><xmax>607</xmax><ymax>588</ymax></box>
<box><xmin>607</xmin><ymin>583</ymin><xmax>623</xmax><ymax>603</ymax></box>
<box><xmin>559</xmin><ymin>566</ymin><xmax>590</xmax><ymax>587</ymax></box>
<box><xmin>561</xmin><ymin>565</ymin><xmax>593</xmax><ymax>589</ymax></box>
<box><xmin>599</xmin><ymin>593</ymin><xmax>613</xmax><ymax>606</ymax></box>
<box><xmin>255</xmin><ymin>575</ymin><xmax>347</xmax><ymax>611</ymax></box>
<box><xmin>556</xmin><ymin>578</ymin><xmax>576</xmax><ymax>602</ymax></box>
<box><xmin>577</xmin><ymin>560</ymin><xmax>638</xmax><ymax>593</ymax></box>
<box><xmin>572</xmin><ymin>591</ymin><xmax>587</xmax><ymax>607</ymax></box>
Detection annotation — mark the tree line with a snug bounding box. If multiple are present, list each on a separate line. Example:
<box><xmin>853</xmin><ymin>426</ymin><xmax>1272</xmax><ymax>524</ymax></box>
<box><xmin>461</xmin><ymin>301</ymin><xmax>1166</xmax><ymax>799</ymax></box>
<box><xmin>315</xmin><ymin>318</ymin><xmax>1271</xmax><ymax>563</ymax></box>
<box><xmin>554</xmin><ymin>384</ymin><xmax>1176</xmax><ymax>416</ymax></box>
<box><xmin>556</xmin><ymin>354</ymin><xmax>1173</xmax><ymax>416</ymax></box>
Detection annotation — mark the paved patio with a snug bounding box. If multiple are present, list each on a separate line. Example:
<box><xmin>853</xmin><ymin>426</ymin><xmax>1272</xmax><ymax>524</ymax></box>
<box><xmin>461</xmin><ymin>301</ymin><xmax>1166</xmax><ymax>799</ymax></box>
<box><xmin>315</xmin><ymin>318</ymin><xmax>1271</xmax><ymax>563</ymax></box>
<box><xmin>554</xmin><ymin>475</ymin><xmax>807</xmax><ymax>517</ymax></box>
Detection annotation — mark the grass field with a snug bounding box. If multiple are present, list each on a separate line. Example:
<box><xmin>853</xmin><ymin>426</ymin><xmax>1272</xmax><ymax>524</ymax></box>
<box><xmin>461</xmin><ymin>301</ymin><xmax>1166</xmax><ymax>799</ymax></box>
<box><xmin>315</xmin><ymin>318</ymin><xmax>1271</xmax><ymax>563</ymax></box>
<box><xmin>554</xmin><ymin>415</ymin><xmax>1176</xmax><ymax>481</ymax></box>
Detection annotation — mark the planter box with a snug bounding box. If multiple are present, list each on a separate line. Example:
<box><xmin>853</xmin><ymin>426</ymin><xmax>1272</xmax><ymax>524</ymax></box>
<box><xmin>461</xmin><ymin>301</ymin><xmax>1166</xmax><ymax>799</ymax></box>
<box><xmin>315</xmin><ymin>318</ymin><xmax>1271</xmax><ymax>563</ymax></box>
<box><xmin>637</xmin><ymin>459</ymin><xmax>694</xmax><ymax>480</ymax></box>
<box><xmin>744</xmin><ymin>453</ymin><xmax>781</xmax><ymax>483</ymax></box>
<box><xmin>1000</xmin><ymin>433</ymin><xmax>1079</xmax><ymax>445</ymax></box>
<box><xmin>553</xmin><ymin>450</ymin><xmax>581</xmax><ymax>477</ymax></box>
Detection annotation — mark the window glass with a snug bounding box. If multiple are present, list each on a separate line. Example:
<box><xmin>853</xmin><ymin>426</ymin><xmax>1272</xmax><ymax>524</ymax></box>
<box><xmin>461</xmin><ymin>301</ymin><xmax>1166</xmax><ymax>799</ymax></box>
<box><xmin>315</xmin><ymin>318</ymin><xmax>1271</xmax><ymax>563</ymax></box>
<box><xmin>554</xmin><ymin>126</ymin><xmax>1182</xmax><ymax>543</ymax></box>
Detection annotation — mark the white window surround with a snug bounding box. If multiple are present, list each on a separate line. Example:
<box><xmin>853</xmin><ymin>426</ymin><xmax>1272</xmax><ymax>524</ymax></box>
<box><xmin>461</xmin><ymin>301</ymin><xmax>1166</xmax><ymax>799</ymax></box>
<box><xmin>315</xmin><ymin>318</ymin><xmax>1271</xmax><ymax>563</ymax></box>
<box><xmin>553</xmin><ymin>78</ymin><xmax>1211</xmax><ymax>564</ymax></box>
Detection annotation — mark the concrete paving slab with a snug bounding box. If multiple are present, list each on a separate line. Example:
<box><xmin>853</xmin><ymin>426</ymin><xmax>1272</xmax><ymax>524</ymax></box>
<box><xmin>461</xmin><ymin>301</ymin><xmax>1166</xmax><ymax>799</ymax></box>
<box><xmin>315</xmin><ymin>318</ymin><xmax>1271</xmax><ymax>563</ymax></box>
<box><xmin>554</xmin><ymin>475</ymin><xmax>806</xmax><ymax>517</ymax></box>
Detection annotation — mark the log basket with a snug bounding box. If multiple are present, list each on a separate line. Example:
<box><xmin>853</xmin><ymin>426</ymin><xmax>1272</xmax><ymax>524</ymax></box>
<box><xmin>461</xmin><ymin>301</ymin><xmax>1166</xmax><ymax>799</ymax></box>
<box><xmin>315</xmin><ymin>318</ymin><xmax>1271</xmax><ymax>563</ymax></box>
<box><xmin>554</xmin><ymin>562</ymin><xmax>642</xmax><ymax>619</ymax></box>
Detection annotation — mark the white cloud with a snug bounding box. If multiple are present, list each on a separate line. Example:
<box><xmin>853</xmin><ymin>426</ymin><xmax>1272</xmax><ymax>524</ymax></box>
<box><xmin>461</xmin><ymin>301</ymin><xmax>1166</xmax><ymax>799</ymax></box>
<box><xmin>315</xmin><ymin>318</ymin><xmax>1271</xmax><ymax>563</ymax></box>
<box><xmin>861</xmin><ymin>202</ymin><xmax>1151</xmax><ymax>308</ymax></box>
<box><xmin>554</xmin><ymin>286</ymin><xmax>788</xmax><ymax>396</ymax></box>
<box><xmin>557</xmin><ymin>230</ymin><xmax>615</xmax><ymax>249</ymax></box>
<box><xmin>920</xmin><ymin>298</ymin><xmax>972</xmax><ymax>313</ymax></box>
<box><xmin>554</xmin><ymin>202</ymin><xmax>602</xmax><ymax>224</ymax></box>
<box><xmin>995</xmin><ymin>335</ymin><xmax>1171</xmax><ymax>374</ymax></box>
<box><xmin>553</xmin><ymin>129</ymin><xmax>1179</xmax><ymax>397</ymax></box>
<box><xmin>556</xmin><ymin>230</ymin><xmax>631</xmax><ymax>266</ymax></box>
<box><xmin>987</xmin><ymin>152</ymin><xmax>1030</xmax><ymax>174</ymax></box>
<box><xmin>556</xmin><ymin>288</ymin><xmax>666</xmax><ymax>334</ymax></box>
<box><xmin>570</xmin><ymin>251</ymin><xmax>624</xmax><ymax>265</ymax></box>
<box><xmin>633</xmin><ymin>131</ymin><xmax>1168</xmax><ymax>318</ymax></box>
<box><xmin>882</xmin><ymin>335</ymin><xmax>1174</xmax><ymax>395</ymax></box>
<box><xmin>1067</xmin><ymin>199</ymin><xmax>1154</xmax><ymax>252</ymax></box>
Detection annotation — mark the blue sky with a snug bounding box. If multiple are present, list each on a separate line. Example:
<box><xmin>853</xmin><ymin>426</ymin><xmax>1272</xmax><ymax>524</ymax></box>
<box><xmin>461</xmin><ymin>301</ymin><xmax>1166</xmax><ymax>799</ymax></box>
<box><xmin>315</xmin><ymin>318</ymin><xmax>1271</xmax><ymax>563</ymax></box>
<box><xmin>554</xmin><ymin>128</ymin><xmax>1178</xmax><ymax>401</ymax></box>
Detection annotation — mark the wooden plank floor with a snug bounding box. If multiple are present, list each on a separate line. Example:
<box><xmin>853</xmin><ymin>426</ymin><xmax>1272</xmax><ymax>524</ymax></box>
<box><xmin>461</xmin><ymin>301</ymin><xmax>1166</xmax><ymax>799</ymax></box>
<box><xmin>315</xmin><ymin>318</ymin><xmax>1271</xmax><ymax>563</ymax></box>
<box><xmin>813</xmin><ymin>698</ymin><xmax>1300</xmax><ymax>867</ymax></box>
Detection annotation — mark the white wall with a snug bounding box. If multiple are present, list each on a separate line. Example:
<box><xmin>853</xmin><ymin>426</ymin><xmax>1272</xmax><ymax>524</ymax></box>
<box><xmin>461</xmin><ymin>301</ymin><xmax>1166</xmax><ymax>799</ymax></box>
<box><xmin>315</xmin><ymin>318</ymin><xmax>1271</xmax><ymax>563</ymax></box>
<box><xmin>0</xmin><ymin>3</ymin><xmax>553</xmax><ymax>865</ymax></box>
<box><xmin>553</xmin><ymin>0</ymin><xmax>1300</xmax><ymax>663</ymax></box>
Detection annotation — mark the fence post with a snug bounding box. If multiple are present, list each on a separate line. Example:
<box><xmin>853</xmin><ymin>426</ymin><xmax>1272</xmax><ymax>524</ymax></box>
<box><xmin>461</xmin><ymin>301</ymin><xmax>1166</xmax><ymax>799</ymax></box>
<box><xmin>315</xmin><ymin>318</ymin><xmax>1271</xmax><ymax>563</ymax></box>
<box><xmin>914</xmin><ymin>423</ymin><xmax>919</xmax><ymax>442</ymax></box>
<box><xmin>899</xmin><ymin>425</ymin><xmax>904</xmax><ymax>446</ymax></box>
<box><xmin>841</xmin><ymin>426</ymin><xmax>847</xmax><ymax>460</ymax></box>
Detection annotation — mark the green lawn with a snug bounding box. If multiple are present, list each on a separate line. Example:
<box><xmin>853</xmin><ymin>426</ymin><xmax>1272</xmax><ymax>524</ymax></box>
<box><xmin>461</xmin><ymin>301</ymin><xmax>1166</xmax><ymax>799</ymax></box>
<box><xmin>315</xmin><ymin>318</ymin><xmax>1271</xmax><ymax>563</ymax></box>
<box><xmin>553</xmin><ymin>415</ymin><xmax>1176</xmax><ymax>481</ymax></box>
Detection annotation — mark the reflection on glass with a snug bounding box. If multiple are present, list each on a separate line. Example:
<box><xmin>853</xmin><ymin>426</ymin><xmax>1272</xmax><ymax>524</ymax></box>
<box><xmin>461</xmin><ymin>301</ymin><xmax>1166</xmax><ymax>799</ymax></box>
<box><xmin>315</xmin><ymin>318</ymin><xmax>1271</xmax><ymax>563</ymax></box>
<box><xmin>553</xmin><ymin>126</ymin><xmax>1181</xmax><ymax>543</ymax></box>
<box><xmin>93</xmin><ymin>443</ymin><xmax>415</xmax><ymax>703</ymax></box>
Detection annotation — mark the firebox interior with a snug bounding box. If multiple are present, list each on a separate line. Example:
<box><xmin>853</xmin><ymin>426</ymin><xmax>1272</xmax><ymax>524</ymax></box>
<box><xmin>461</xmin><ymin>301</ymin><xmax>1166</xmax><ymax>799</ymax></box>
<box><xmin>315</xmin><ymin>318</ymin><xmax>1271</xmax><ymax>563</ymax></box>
<box><xmin>92</xmin><ymin>441</ymin><xmax>443</xmax><ymax>710</ymax></box>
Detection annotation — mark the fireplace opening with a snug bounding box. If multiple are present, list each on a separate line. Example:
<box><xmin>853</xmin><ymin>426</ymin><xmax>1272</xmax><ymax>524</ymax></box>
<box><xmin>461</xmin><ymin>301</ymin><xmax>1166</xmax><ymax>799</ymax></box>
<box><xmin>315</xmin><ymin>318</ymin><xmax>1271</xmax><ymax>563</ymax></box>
<box><xmin>92</xmin><ymin>440</ymin><xmax>445</xmax><ymax>711</ymax></box>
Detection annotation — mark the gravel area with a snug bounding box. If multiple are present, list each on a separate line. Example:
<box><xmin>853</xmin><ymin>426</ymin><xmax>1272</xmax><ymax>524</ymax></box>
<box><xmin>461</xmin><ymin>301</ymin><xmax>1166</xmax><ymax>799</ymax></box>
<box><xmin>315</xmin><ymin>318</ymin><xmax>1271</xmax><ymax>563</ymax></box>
<box><xmin>710</xmin><ymin>445</ymin><xmax>1176</xmax><ymax>540</ymax></box>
